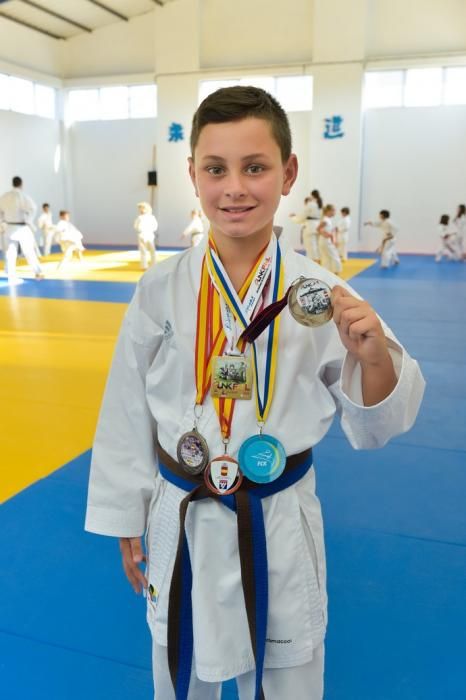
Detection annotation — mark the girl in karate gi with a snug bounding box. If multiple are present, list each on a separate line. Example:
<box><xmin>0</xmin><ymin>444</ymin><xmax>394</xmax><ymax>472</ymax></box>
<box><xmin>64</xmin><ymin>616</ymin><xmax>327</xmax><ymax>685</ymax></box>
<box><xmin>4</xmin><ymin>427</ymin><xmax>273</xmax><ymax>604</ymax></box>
<box><xmin>85</xmin><ymin>86</ymin><xmax>425</xmax><ymax>700</ymax></box>
<box><xmin>56</xmin><ymin>210</ymin><xmax>85</xmax><ymax>269</ymax></box>
<box><xmin>336</xmin><ymin>207</ymin><xmax>351</xmax><ymax>262</ymax></box>
<box><xmin>364</xmin><ymin>210</ymin><xmax>400</xmax><ymax>268</ymax></box>
<box><xmin>316</xmin><ymin>204</ymin><xmax>342</xmax><ymax>274</ymax></box>
<box><xmin>134</xmin><ymin>202</ymin><xmax>158</xmax><ymax>269</ymax></box>
<box><xmin>435</xmin><ymin>214</ymin><xmax>461</xmax><ymax>262</ymax></box>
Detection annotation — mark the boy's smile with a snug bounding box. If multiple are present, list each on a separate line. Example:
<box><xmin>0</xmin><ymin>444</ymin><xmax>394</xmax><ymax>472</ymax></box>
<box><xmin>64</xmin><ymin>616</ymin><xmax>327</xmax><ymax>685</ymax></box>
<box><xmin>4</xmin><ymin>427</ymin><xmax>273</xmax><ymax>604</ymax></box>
<box><xmin>189</xmin><ymin>117</ymin><xmax>297</xmax><ymax>245</ymax></box>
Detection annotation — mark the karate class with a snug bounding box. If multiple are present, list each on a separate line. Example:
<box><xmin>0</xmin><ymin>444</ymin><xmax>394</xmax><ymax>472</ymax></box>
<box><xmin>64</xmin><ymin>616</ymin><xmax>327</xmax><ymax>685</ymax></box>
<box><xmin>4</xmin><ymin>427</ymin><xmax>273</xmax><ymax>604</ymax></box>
<box><xmin>1</xmin><ymin>1</ymin><xmax>465</xmax><ymax>698</ymax></box>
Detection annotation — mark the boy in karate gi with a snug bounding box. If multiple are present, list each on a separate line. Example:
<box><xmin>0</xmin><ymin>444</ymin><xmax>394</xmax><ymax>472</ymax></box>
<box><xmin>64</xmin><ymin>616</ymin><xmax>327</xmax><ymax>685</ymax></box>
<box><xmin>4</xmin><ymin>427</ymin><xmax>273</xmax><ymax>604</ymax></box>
<box><xmin>56</xmin><ymin>210</ymin><xmax>85</xmax><ymax>269</ymax></box>
<box><xmin>364</xmin><ymin>210</ymin><xmax>400</xmax><ymax>268</ymax></box>
<box><xmin>182</xmin><ymin>209</ymin><xmax>205</xmax><ymax>247</ymax></box>
<box><xmin>86</xmin><ymin>87</ymin><xmax>425</xmax><ymax>700</ymax></box>
<box><xmin>336</xmin><ymin>206</ymin><xmax>351</xmax><ymax>262</ymax></box>
<box><xmin>38</xmin><ymin>203</ymin><xmax>58</xmax><ymax>256</ymax></box>
<box><xmin>134</xmin><ymin>201</ymin><xmax>158</xmax><ymax>269</ymax></box>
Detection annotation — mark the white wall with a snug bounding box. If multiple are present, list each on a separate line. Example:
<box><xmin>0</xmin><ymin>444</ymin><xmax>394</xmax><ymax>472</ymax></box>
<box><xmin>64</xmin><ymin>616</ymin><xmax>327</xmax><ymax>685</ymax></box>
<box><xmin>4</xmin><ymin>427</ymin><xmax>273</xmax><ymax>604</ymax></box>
<box><xmin>0</xmin><ymin>110</ymin><xmax>65</xmax><ymax>219</ymax></box>
<box><xmin>360</xmin><ymin>105</ymin><xmax>466</xmax><ymax>253</ymax></box>
<box><xmin>68</xmin><ymin>118</ymin><xmax>157</xmax><ymax>244</ymax></box>
<box><xmin>0</xmin><ymin>16</ymin><xmax>63</xmax><ymax>77</ymax></box>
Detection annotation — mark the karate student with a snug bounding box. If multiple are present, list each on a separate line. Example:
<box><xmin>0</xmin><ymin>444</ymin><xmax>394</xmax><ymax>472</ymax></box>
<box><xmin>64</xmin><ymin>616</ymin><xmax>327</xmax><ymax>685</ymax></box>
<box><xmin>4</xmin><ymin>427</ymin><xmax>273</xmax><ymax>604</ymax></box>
<box><xmin>452</xmin><ymin>204</ymin><xmax>466</xmax><ymax>259</ymax></box>
<box><xmin>364</xmin><ymin>210</ymin><xmax>400</xmax><ymax>268</ymax></box>
<box><xmin>38</xmin><ymin>203</ymin><xmax>58</xmax><ymax>256</ymax></box>
<box><xmin>336</xmin><ymin>206</ymin><xmax>351</xmax><ymax>262</ymax></box>
<box><xmin>85</xmin><ymin>86</ymin><xmax>425</xmax><ymax>700</ymax></box>
<box><xmin>0</xmin><ymin>176</ymin><xmax>44</xmax><ymax>281</ymax></box>
<box><xmin>182</xmin><ymin>209</ymin><xmax>205</xmax><ymax>247</ymax></box>
<box><xmin>134</xmin><ymin>201</ymin><xmax>158</xmax><ymax>269</ymax></box>
<box><xmin>435</xmin><ymin>214</ymin><xmax>460</xmax><ymax>262</ymax></box>
<box><xmin>317</xmin><ymin>203</ymin><xmax>342</xmax><ymax>274</ymax></box>
<box><xmin>55</xmin><ymin>210</ymin><xmax>85</xmax><ymax>269</ymax></box>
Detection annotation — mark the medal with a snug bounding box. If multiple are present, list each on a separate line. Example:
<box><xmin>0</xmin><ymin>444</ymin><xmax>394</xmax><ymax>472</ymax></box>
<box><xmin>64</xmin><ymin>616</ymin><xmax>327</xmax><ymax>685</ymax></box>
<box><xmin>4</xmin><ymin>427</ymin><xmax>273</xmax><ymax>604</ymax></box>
<box><xmin>177</xmin><ymin>429</ymin><xmax>209</xmax><ymax>475</ymax></box>
<box><xmin>204</xmin><ymin>454</ymin><xmax>243</xmax><ymax>495</ymax></box>
<box><xmin>238</xmin><ymin>434</ymin><xmax>286</xmax><ymax>484</ymax></box>
<box><xmin>288</xmin><ymin>277</ymin><xmax>333</xmax><ymax>327</ymax></box>
<box><xmin>211</xmin><ymin>354</ymin><xmax>253</xmax><ymax>399</ymax></box>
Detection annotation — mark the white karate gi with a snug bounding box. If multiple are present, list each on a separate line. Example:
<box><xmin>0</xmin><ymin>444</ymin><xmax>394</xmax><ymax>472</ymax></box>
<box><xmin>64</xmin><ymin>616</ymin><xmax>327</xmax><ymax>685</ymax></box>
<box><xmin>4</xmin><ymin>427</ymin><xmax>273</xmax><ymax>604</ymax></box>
<box><xmin>318</xmin><ymin>217</ymin><xmax>342</xmax><ymax>274</ymax></box>
<box><xmin>134</xmin><ymin>213</ymin><xmax>158</xmax><ymax>269</ymax></box>
<box><xmin>452</xmin><ymin>214</ymin><xmax>465</xmax><ymax>257</ymax></box>
<box><xmin>0</xmin><ymin>187</ymin><xmax>43</xmax><ymax>280</ymax></box>
<box><xmin>56</xmin><ymin>220</ymin><xmax>84</xmax><ymax>268</ymax></box>
<box><xmin>38</xmin><ymin>211</ymin><xmax>58</xmax><ymax>256</ymax></box>
<box><xmin>336</xmin><ymin>215</ymin><xmax>351</xmax><ymax>261</ymax></box>
<box><xmin>182</xmin><ymin>214</ymin><xmax>205</xmax><ymax>247</ymax></box>
<box><xmin>85</xmin><ymin>238</ymin><xmax>424</xmax><ymax>698</ymax></box>
<box><xmin>372</xmin><ymin>219</ymin><xmax>399</xmax><ymax>268</ymax></box>
<box><xmin>290</xmin><ymin>201</ymin><xmax>321</xmax><ymax>260</ymax></box>
<box><xmin>435</xmin><ymin>224</ymin><xmax>460</xmax><ymax>262</ymax></box>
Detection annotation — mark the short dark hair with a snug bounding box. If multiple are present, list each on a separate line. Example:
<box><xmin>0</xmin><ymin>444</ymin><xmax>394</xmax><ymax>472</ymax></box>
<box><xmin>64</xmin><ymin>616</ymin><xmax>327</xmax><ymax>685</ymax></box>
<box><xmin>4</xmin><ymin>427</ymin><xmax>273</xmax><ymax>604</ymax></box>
<box><xmin>440</xmin><ymin>214</ymin><xmax>449</xmax><ymax>225</ymax></box>
<box><xmin>43</xmin><ymin>203</ymin><xmax>50</xmax><ymax>209</ymax></box>
<box><xmin>59</xmin><ymin>210</ymin><xmax>69</xmax><ymax>217</ymax></box>
<box><xmin>341</xmin><ymin>207</ymin><xmax>350</xmax><ymax>215</ymax></box>
<box><xmin>12</xmin><ymin>176</ymin><xmax>22</xmax><ymax>187</ymax></box>
<box><xmin>190</xmin><ymin>86</ymin><xmax>292</xmax><ymax>162</ymax></box>
<box><xmin>380</xmin><ymin>209</ymin><xmax>390</xmax><ymax>219</ymax></box>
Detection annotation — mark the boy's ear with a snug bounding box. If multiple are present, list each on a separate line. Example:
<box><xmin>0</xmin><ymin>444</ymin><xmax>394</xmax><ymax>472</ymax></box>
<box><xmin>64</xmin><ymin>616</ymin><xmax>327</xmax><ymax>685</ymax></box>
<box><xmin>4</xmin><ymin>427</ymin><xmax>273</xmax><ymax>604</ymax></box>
<box><xmin>282</xmin><ymin>154</ymin><xmax>298</xmax><ymax>196</ymax></box>
<box><xmin>188</xmin><ymin>157</ymin><xmax>199</xmax><ymax>197</ymax></box>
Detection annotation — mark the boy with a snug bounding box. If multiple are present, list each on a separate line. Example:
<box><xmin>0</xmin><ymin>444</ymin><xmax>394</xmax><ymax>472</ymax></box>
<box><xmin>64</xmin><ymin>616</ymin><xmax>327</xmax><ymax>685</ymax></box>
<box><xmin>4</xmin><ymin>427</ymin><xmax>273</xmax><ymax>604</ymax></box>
<box><xmin>85</xmin><ymin>87</ymin><xmax>425</xmax><ymax>700</ymax></box>
<box><xmin>182</xmin><ymin>208</ymin><xmax>205</xmax><ymax>247</ymax></box>
<box><xmin>56</xmin><ymin>210</ymin><xmax>85</xmax><ymax>269</ymax></box>
<box><xmin>336</xmin><ymin>206</ymin><xmax>351</xmax><ymax>262</ymax></box>
<box><xmin>364</xmin><ymin>210</ymin><xmax>400</xmax><ymax>268</ymax></box>
<box><xmin>38</xmin><ymin>203</ymin><xmax>57</xmax><ymax>256</ymax></box>
<box><xmin>134</xmin><ymin>201</ymin><xmax>158</xmax><ymax>269</ymax></box>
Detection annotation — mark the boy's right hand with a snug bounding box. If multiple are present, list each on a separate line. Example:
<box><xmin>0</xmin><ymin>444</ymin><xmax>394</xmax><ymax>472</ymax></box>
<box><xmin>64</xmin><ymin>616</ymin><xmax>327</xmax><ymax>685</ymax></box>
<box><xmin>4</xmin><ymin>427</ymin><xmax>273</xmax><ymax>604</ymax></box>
<box><xmin>119</xmin><ymin>537</ymin><xmax>148</xmax><ymax>594</ymax></box>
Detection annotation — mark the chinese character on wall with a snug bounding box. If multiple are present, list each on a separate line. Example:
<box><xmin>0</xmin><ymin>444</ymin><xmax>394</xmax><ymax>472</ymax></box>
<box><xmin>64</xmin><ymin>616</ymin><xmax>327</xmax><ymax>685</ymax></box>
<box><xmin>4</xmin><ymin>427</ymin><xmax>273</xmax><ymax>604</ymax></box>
<box><xmin>323</xmin><ymin>115</ymin><xmax>344</xmax><ymax>140</ymax></box>
<box><xmin>168</xmin><ymin>122</ymin><xmax>184</xmax><ymax>142</ymax></box>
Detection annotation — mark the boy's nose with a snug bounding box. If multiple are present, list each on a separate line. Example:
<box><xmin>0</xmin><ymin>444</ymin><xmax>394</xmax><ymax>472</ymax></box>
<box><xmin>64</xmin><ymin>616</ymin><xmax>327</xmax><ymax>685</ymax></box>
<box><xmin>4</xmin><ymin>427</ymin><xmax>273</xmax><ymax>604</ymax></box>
<box><xmin>223</xmin><ymin>174</ymin><xmax>248</xmax><ymax>199</ymax></box>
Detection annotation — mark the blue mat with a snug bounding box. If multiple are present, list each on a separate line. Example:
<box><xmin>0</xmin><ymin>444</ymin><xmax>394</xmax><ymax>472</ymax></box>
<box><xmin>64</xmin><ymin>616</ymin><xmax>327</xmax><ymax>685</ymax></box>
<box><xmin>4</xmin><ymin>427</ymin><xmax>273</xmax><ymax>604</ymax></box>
<box><xmin>0</xmin><ymin>278</ymin><xmax>136</xmax><ymax>302</ymax></box>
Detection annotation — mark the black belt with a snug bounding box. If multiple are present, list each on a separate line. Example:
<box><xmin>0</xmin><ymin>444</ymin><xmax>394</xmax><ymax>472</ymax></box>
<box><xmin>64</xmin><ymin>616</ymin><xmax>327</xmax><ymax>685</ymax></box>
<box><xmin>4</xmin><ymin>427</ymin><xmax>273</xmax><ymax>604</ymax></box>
<box><xmin>6</xmin><ymin>221</ymin><xmax>26</xmax><ymax>225</ymax></box>
<box><xmin>306</xmin><ymin>217</ymin><xmax>320</xmax><ymax>220</ymax></box>
<box><xmin>157</xmin><ymin>442</ymin><xmax>313</xmax><ymax>700</ymax></box>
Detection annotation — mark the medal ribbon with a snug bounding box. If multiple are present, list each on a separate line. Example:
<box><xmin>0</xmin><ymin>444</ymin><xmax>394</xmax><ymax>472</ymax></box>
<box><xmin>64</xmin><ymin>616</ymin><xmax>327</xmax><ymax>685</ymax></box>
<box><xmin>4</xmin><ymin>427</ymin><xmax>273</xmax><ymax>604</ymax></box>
<box><xmin>195</xmin><ymin>239</ymin><xmax>267</xmax><ymax>439</ymax></box>
<box><xmin>205</xmin><ymin>234</ymin><xmax>284</xmax><ymax>426</ymax></box>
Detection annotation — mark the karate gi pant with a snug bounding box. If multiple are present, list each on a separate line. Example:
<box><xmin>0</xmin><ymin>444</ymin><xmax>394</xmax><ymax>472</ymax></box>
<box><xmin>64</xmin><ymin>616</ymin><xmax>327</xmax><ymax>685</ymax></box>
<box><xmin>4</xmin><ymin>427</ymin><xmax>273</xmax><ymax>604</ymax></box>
<box><xmin>318</xmin><ymin>237</ymin><xmax>342</xmax><ymax>274</ymax></box>
<box><xmin>336</xmin><ymin>232</ymin><xmax>348</xmax><ymax>261</ymax></box>
<box><xmin>44</xmin><ymin>227</ymin><xmax>59</xmax><ymax>256</ymax></box>
<box><xmin>4</xmin><ymin>225</ymin><xmax>43</xmax><ymax>279</ymax></box>
<box><xmin>152</xmin><ymin>642</ymin><xmax>324</xmax><ymax>700</ymax></box>
<box><xmin>57</xmin><ymin>241</ymin><xmax>83</xmax><ymax>269</ymax></box>
<box><xmin>380</xmin><ymin>239</ymin><xmax>399</xmax><ymax>268</ymax></box>
<box><xmin>138</xmin><ymin>236</ymin><xmax>157</xmax><ymax>269</ymax></box>
<box><xmin>302</xmin><ymin>223</ymin><xmax>320</xmax><ymax>261</ymax></box>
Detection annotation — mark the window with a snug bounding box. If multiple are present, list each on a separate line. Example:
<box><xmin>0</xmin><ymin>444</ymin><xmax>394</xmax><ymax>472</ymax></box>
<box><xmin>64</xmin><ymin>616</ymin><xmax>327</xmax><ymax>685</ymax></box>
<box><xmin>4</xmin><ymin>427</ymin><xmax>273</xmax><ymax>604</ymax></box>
<box><xmin>404</xmin><ymin>68</ymin><xmax>442</xmax><ymax>107</ymax></box>
<box><xmin>444</xmin><ymin>66</ymin><xmax>466</xmax><ymax>106</ymax></box>
<box><xmin>129</xmin><ymin>85</ymin><xmax>157</xmax><ymax>118</ymax></box>
<box><xmin>9</xmin><ymin>76</ymin><xmax>34</xmax><ymax>115</ymax></box>
<box><xmin>0</xmin><ymin>73</ymin><xmax>10</xmax><ymax>110</ymax></box>
<box><xmin>364</xmin><ymin>71</ymin><xmax>403</xmax><ymax>108</ymax></box>
<box><xmin>35</xmin><ymin>84</ymin><xmax>55</xmax><ymax>119</ymax></box>
<box><xmin>199</xmin><ymin>75</ymin><xmax>313</xmax><ymax>112</ymax></box>
<box><xmin>68</xmin><ymin>89</ymin><xmax>100</xmax><ymax>121</ymax></box>
<box><xmin>100</xmin><ymin>86</ymin><xmax>129</xmax><ymax>120</ymax></box>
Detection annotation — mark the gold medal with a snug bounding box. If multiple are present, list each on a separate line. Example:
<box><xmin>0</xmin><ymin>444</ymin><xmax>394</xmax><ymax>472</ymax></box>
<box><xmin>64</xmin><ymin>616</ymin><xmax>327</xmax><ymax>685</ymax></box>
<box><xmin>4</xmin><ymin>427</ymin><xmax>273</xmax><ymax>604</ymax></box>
<box><xmin>288</xmin><ymin>277</ymin><xmax>333</xmax><ymax>327</ymax></box>
<box><xmin>210</xmin><ymin>354</ymin><xmax>253</xmax><ymax>400</ymax></box>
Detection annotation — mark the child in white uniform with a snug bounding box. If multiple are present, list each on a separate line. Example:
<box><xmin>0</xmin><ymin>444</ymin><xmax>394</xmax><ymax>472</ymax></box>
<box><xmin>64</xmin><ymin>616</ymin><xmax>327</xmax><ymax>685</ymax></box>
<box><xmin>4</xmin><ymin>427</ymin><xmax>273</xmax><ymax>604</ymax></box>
<box><xmin>38</xmin><ymin>203</ymin><xmax>57</xmax><ymax>256</ymax></box>
<box><xmin>452</xmin><ymin>204</ymin><xmax>466</xmax><ymax>259</ymax></box>
<box><xmin>134</xmin><ymin>202</ymin><xmax>158</xmax><ymax>269</ymax></box>
<box><xmin>435</xmin><ymin>214</ymin><xmax>460</xmax><ymax>262</ymax></box>
<box><xmin>182</xmin><ymin>209</ymin><xmax>205</xmax><ymax>247</ymax></box>
<box><xmin>317</xmin><ymin>204</ymin><xmax>342</xmax><ymax>274</ymax></box>
<box><xmin>365</xmin><ymin>210</ymin><xmax>400</xmax><ymax>268</ymax></box>
<box><xmin>336</xmin><ymin>207</ymin><xmax>351</xmax><ymax>262</ymax></box>
<box><xmin>56</xmin><ymin>210</ymin><xmax>85</xmax><ymax>269</ymax></box>
<box><xmin>85</xmin><ymin>87</ymin><xmax>425</xmax><ymax>700</ymax></box>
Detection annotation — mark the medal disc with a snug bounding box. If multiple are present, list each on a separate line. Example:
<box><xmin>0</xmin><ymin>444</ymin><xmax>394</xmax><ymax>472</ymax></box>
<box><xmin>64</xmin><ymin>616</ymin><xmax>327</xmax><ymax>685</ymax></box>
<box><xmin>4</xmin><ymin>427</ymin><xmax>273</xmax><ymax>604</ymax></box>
<box><xmin>288</xmin><ymin>277</ymin><xmax>333</xmax><ymax>327</ymax></box>
<box><xmin>177</xmin><ymin>430</ymin><xmax>209</xmax><ymax>475</ymax></box>
<box><xmin>204</xmin><ymin>455</ymin><xmax>243</xmax><ymax>495</ymax></box>
<box><xmin>238</xmin><ymin>434</ymin><xmax>286</xmax><ymax>484</ymax></box>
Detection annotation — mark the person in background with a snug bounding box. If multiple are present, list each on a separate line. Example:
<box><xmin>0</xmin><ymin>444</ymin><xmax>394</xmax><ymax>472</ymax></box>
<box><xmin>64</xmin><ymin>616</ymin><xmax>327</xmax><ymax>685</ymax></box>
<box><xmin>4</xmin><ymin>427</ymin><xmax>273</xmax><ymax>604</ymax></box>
<box><xmin>452</xmin><ymin>204</ymin><xmax>466</xmax><ymax>259</ymax></box>
<box><xmin>435</xmin><ymin>214</ymin><xmax>461</xmax><ymax>262</ymax></box>
<box><xmin>38</xmin><ymin>203</ymin><xmax>58</xmax><ymax>256</ymax></box>
<box><xmin>0</xmin><ymin>175</ymin><xmax>44</xmax><ymax>282</ymax></box>
<box><xmin>317</xmin><ymin>203</ymin><xmax>342</xmax><ymax>274</ymax></box>
<box><xmin>364</xmin><ymin>210</ymin><xmax>400</xmax><ymax>269</ymax></box>
<box><xmin>182</xmin><ymin>208</ymin><xmax>205</xmax><ymax>247</ymax></box>
<box><xmin>336</xmin><ymin>206</ymin><xmax>351</xmax><ymax>262</ymax></box>
<box><xmin>134</xmin><ymin>201</ymin><xmax>158</xmax><ymax>269</ymax></box>
<box><xmin>56</xmin><ymin>210</ymin><xmax>85</xmax><ymax>269</ymax></box>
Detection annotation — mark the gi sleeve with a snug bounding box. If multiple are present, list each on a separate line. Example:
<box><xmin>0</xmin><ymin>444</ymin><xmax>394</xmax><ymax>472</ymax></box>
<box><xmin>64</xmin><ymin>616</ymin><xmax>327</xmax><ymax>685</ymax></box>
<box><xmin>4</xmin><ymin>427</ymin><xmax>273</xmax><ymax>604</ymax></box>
<box><xmin>85</xmin><ymin>282</ymin><xmax>163</xmax><ymax>537</ymax></box>
<box><xmin>324</xmin><ymin>325</ymin><xmax>425</xmax><ymax>449</ymax></box>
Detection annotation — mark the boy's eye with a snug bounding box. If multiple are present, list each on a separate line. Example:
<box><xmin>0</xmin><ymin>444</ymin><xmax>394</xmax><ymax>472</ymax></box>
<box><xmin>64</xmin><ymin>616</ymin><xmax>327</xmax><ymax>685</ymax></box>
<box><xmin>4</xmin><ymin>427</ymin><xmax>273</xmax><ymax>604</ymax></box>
<box><xmin>245</xmin><ymin>164</ymin><xmax>265</xmax><ymax>175</ymax></box>
<box><xmin>206</xmin><ymin>166</ymin><xmax>224</xmax><ymax>176</ymax></box>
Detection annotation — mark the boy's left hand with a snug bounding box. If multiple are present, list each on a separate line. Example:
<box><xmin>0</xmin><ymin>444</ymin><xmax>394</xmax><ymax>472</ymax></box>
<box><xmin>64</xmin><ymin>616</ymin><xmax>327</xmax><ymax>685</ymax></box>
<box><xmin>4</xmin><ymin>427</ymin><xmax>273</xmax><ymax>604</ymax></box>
<box><xmin>331</xmin><ymin>285</ymin><xmax>391</xmax><ymax>367</ymax></box>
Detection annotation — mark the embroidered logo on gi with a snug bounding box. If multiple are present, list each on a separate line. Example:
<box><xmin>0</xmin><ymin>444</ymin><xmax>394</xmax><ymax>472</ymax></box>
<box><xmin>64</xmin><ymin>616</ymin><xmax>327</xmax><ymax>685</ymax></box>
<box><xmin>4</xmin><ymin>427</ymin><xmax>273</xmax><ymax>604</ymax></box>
<box><xmin>148</xmin><ymin>584</ymin><xmax>159</xmax><ymax>604</ymax></box>
<box><xmin>163</xmin><ymin>320</ymin><xmax>174</xmax><ymax>341</ymax></box>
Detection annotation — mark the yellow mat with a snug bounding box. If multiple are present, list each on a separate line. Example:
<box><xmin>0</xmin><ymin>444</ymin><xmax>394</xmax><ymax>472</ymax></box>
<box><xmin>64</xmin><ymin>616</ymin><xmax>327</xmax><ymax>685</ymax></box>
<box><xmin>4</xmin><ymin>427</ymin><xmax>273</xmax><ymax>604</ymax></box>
<box><xmin>1</xmin><ymin>253</ymin><xmax>375</xmax><ymax>502</ymax></box>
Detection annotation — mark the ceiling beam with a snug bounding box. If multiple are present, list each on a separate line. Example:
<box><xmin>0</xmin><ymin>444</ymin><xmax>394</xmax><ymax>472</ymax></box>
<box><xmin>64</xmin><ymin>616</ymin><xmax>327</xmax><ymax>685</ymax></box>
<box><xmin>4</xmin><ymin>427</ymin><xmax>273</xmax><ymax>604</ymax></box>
<box><xmin>152</xmin><ymin>0</ymin><xmax>165</xmax><ymax>6</ymax></box>
<box><xmin>19</xmin><ymin>0</ymin><xmax>92</xmax><ymax>32</ymax></box>
<box><xmin>86</xmin><ymin>0</ymin><xmax>128</xmax><ymax>21</ymax></box>
<box><xmin>0</xmin><ymin>9</ymin><xmax>64</xmax><ymax>38</ymax></box>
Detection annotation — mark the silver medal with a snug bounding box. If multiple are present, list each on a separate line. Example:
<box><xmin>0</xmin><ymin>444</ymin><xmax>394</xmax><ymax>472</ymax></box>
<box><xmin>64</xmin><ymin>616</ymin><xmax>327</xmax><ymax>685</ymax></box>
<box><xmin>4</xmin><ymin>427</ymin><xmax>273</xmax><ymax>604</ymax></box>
<box><xmin>177</xmin><ymin>429</ymin><xmax>209</xmax><ymax>475</ymax></box>
<box><xmin>288</xmin><ymin>277</ymin><xmax>333</xmax><ymax>327</ymax></box>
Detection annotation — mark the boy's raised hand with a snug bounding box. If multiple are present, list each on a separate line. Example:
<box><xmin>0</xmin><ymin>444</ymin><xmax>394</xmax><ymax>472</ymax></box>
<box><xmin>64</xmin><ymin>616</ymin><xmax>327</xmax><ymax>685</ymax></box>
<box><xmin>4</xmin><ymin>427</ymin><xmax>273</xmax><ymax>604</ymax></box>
<box><xmin>119</xmin><ymin>537</ymin><xmax>148</xmax><ymax>594</ymax></box>
<box><xmin>331</xmin><ymin>285</ymin><xmax>398</xmax><ymax>405</ymax></box>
